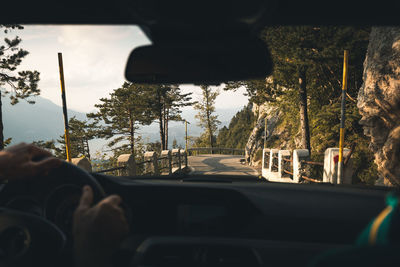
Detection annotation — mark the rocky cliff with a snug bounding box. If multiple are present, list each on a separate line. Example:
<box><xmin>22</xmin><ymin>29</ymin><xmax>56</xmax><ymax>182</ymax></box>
<box><xmin>245</xmin><ymin>102</ymin><xmax>280</xmax><ymax>166</ymax></box>
<box><xmin>357</xmin><ymin>27</ymin><xmax>400</xmax><ymax>186</ymax></box>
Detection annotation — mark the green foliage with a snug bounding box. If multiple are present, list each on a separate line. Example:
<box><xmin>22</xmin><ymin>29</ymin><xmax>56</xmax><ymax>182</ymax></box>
<box><xmin>3</xmin><ymin>137</ymin><xmax>12</xmax><ymax>147</ymax></box>
<box><xmin>261</xmin><ymin>26</ymin><xmax>377</xmax><ymax>184</ymax></box>
<box><xmin>0</xmin><ymin>24</ymin><xmax>41</xmax><ymax>149</ymax></box>
<box><xmin>87</xmin><ymin>82</ymin><xmax>153</xmax><ymax>155</ymax></box>
<box><xmin>32</xmin><ymin>140</ymin><xmax>57</xmax><ymax>155</ymax></box>
<box><xmin>193</xmin><ymin>132</ymin><xmax>217</xmax><ymax>148</ymax></box>
<box><xmin>216</xmin><ymin>104</ymin><xmax>256</xmax><ymax>149</ymax></box>
<box><xmin>225</xmin><ymin>79</ymin><xmax>280</xmax><ymax>105</ymax></box>
<box><xmin>224</xmin><ymin>26</ymin><xmax>378</xmax><ymax>184</ymax></box>
<box><xmin>146</xmin><ymin>141</ymin><xmax>162</xmax><ymax>155</ymax></box>
<box><xmin>91</xmin><ymin>151</ymin><xmax>119</xmax><ymax>175</ymax></box>
<box><xmin>194</xmin><ymin>85</ymin><xmax>220</xmax><ymax>147</ymax></box>
<box><xmin>145</xmin><ymin>84</ymin><xmax>194</xmax><ymax>150</ymax></box>
<box><xmin>55</xmin><ymin>116</ymin><xmax>99</xmax><ymax>159</ymax></box>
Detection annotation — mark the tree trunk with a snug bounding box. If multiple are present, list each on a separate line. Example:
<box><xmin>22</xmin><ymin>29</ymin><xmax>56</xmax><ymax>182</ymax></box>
<box><xmin>206</xmin><ymin>102</ymin><xmax>214</xmax><ymax>152</ymax></box>
<box><xmin>208</xmin><ymin>122</ymin><xmax>213</xmax><ymax>151</ymax></box>
<box><xmin>81</xmin><ymin>138</ymin><xmax>85</xmax><ymax>157</ymax></box>
<box><xmin>85</xmin><ymin>137</ymin><xmax>90</xmax><ymax>159</ymax></box>
<box><xmin>129</xmin><ymin>111</ymin><xmax>135</xmax><ymax>155</ymax></box>
<box><xmin>165</xmin><ymin>108</ymin><xmax>169</xmax><ymax>149</ymax></box>
<box><xmin>0</xmin><ymin>95</ymin><xmax>4</xmax><ymax>150</ymax></box>
<box><xmin>159</xmin><ymin>112</ymin><xmax>165</xmax><ymax>151</ymax></box>
<box><xmin>208</xmin><ymin>121</ymin><xmax>213</xmax><ymax>148</ymax></box>
<box><xmin>298</xmin><ymin>67</ymin><xmax>311</xmax><ymax>152</ymax></box>
<box><xmin>162</xmin><ymin>105</ymin><xmax>166</xmax><ymax>149</ymax></box>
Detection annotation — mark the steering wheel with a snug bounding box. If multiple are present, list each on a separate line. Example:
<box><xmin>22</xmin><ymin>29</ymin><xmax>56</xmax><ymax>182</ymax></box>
<box><xmin>0</xmin><ymin>161</ymin><xmax>106</xmax><ymax>267</ymax></box>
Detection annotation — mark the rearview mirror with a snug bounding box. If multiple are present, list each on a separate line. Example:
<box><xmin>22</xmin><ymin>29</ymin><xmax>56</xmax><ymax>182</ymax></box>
<box><xmin>125</xmin><ymin>39</ymin><xmax>273</xmax><ymax>85</ymax></box>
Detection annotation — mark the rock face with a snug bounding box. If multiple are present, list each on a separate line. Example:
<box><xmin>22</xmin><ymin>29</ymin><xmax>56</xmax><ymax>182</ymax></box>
<box><xmin>245</xmin><ymin>102</ymin><xmax>280</xmax><ymax>166</ymax></box>
<box><xmin>358</xmin><ymin>27</ymin><xmax>400</xmax><ymax>186</ymax></box>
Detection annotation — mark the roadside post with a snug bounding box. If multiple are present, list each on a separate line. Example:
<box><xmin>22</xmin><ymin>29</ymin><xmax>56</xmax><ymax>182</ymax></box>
<box><xmin>185</xmin><ymin>120</ymin><xmax>190</xmax><ymax>153</ymax></box>
<box><xmin>264</xmin><ymin>118</ymin><xmax>267</xmax><ymax>149</ymax></box>
<box><xmin>57</xmin><ymin>53</ymin><xmax>72</xmax><ymax>162</ymax></box>
<box><xmin>337</xmin><ymin>50</ymin><xmax>349</xmax><ymax>184</ymax></box>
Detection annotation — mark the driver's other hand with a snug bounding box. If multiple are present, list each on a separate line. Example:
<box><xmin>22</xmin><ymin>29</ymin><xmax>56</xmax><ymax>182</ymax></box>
<box><xmin>0</xmin><ymin>142</ymin><xmax>61</xmax><ymax>181</ymax></box>
<box><xmin>73</xmin><ymin>185</ymin><xmax>129</xmax><ymax>267</ymax></box>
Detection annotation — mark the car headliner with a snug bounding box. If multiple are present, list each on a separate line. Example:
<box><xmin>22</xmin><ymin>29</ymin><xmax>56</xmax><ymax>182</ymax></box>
<box><xmin>2</xmin><ymin>0</ymin><xmax>400</xmax><ymax>30</ymax></box>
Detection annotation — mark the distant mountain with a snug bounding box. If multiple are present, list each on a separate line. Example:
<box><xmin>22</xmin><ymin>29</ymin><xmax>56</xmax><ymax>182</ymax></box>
<box><xmin>3</xmin><ymin>96</ymin><xmax>245</xmax><ymax>154</ymax></box>
<box><xmin>3</xmin><ymin>96</ymin><xmax>86</xmax><ymax>144</ymax></box>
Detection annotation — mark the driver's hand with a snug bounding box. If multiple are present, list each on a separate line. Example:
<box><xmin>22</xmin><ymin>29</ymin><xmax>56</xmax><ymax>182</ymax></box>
<box><xmin>0</xmin><ymin>142</ymin><xmax>61</xmax><ymax>181</ymax></box>
<box><xmin>73</xmin><ymin>185</ymin><xmax>129</xmax><ymax>267</ymax></box>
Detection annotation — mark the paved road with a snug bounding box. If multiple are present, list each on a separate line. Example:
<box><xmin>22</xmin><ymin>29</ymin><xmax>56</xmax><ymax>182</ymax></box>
<box><xmin>188</xmin><ymin>154</ymin><xmax>259</xmax><ymax>176</ymax></box>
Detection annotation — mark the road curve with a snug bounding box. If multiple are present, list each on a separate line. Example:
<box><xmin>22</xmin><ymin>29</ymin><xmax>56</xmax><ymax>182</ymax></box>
<box><xmin>188</xmin><ymin>154</ymin><xmax>259</xmax><ymax>176</ymax></box>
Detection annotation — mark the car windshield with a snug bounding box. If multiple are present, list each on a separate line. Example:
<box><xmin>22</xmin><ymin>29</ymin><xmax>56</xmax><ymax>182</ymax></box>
<box><xmin>0</xmin><ymin>24</ymin><xmax>395</xmax><ymax>187</ymax></box>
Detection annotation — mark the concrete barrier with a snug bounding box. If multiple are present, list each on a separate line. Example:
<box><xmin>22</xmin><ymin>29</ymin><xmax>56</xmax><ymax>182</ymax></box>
<box><xmin>259</xmin><ymin>147</ymin><xmax>355</xmax><ymax>184</ymax></box>
<box><xmin>160</xmin><ymin>150</ymin><xmax>172</xmax><ymax>175</ymax></box>
<box><xmin>117</xmin><ymin>154</ymin><xmax>136</xmax><ymax>176</ymax></box>
<box><xmin>268</xmin><ymin>149</ymin><xmax>280</xmax><ymax>179</ymax></box>
<box><xmin>293</xmin><ymin>149</ymin><xmax>310</xmax><ymax>183</ymax></box>
<box><xmin>261</xmin><ymin>148</ymin><xmax>271</xmax><ymax>178</ymax></box>
<box><xmin>263</xmin><ymin>149</ymin><xmax>296</xmax><ymax>183</ymax></box>
<box><xmin>179</xmin><ymin>148</ymin><xmax>188</xmax><ymax>169</ymax></box>
<box><xmin>71</xmin><ymin>157</ymin><xmax>92</xmax><ymax>172</ymax></box>
<box><xmin>278</xmin><ymin>150</ymin><xmax>291</xmax><ymax>179</ymax></box>
<box><xmin>144</xmin><ymin>151</ymin><xmax>159</xmax><ymax>176</ymax></box>
<box><xmin>323</xmin><ymin>148</ymin><xmax>354</xmax><ymax>184</ymax></box>
<box><xmin>171</xmin><ymin>149</ymin><xmax>181</xmax><ymax>173</ymax></box>
<box><xmin>98</xmin><ymin>149</ymin><xmax>187</xmax><ymax>177</ymax></box>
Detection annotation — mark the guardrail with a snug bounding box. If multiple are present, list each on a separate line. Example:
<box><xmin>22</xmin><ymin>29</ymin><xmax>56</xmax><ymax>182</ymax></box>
<box><xmin>188</xmin><ymin>147</ymin><xmax>245</xmax><ymax>156</ymax></box>
<box><xmin>74</xmin><ymin>148</ymin><xmax>188</xmax><ymax>176</ymax></box>
<box><xmin>261</xmin><ymin>145</ymin><xmax>355</xmax><ymax>184</ymax></box>
<box><xmin>72</xmin><ymin>146</ymin><xmax>241</xmax><ymax>176</ymax></box>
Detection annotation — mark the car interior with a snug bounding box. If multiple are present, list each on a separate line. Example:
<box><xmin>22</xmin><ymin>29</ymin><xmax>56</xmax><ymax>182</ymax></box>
<box><xmin>0</xmin><ymin>0</ymin><xmax>399</xmax><ymax>266</ymax></box>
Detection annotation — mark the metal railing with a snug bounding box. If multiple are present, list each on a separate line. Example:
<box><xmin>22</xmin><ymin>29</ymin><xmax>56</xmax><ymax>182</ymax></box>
<box><xmin>188</xmin><ymin>147</ymin><xmax>245</xmax><ymax>156</ymax></box>
<box><xmin>93</xmin><ymin>149</ymin><xmax>188</xmax><ymax>177</ymax></box>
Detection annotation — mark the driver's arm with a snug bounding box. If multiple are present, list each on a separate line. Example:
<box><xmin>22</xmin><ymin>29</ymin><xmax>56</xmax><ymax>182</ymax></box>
<box><xmin>73</xmin><ymin>186</ymin><xmax>129</xmax><ymax>267</ymax></box>
<box><xmin>0</xmin><ymin>143</ymin><xmax>61</xmax><ymax>182</ymax></box>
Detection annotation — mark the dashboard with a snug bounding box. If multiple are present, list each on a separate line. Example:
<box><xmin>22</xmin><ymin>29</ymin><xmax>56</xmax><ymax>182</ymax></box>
<box><xmin>1</xmin><ymin>183</ymin><xmax>82</xmax><ymax>236</ymax></box>
<box><xmin>91</xmin><ymin>174</ymin><xmax>389</xmax><ymax>243</ymax></box>
<box><xmin>0</xmin><ymin>172</ymin><xmax>391</xmax><ymax>267</ymax></box>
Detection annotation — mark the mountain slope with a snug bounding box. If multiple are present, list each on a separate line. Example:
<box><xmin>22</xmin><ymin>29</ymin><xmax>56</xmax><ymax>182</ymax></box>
<box><xmin>3</xmin><ymin>96</ymin><xmax>86</xmax><ymax>144</ymax></box>
<box><xmin>3</xmin><ymin>96</ymin><xmax>243</xmax><ymax>153</ymax></box>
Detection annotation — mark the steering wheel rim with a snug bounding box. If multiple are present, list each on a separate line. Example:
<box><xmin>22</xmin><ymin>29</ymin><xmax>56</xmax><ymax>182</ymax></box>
<box><xmin>45</xmin><ymin>160</ymin><xmax>106</xmax><ymax>200</ymax></box>
<box><xmin>0</xmin><ymin>160</ymin><xmax>107</xmax><ymax>266</ymax></box>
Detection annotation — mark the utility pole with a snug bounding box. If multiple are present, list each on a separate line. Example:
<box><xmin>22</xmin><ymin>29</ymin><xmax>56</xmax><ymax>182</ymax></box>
<box><xmin>338</xmin><ymin>50</ymin><xmax>349</xmax><ymax>184</ymax></box>
<box><xmin>264</xmin><ymin>117</ymin><xmax>268</xmax><ymax>149</ymax></box>
<box><xmin>58</xmin><ymin>52</ymin><xmax>71</xmax><ymax>162</ymax></box>
<box><xmin>185</xmin><ymin>120</ymin><xmax>190</xmax><ymax>153</ymax></box>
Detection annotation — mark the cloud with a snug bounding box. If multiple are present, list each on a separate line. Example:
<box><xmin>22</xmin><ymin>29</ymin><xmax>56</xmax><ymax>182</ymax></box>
<box><xmin>12</xmin><ymin>25</ymin><xmax>150</xmax><ymax>112</ymax></box>
<box><xmin>4</xmin><ymin>25</ymin><xmax>248</xmax><ymax>113</ymax></box>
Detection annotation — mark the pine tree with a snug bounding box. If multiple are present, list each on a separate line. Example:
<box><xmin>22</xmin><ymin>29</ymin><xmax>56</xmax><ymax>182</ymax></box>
<box><xmin>0</xmin><ymin>25</ymin><xmax>40</xmax><ymax>149</ymax></box>
<box><xmin>55</xmin><ymin>116</ymin><xmax>98</xmax><ymax>159</ymax></box>
<box><xmin>87</xmin><ymin>82</ymin><xmax>153</xmax><ymax>155</ymax></box>
<box><xmin>146</xmin><ymin>85</ymin><xmax>193</xmax><ymax>150</ymax></box>
<box><xmin>225</xmin><ymin>26</ymin><xmax>370</xmax><ymax>151</ymax></box>
<box><xmin>224</xmin><ymin>26</ymin><xmax>376</xmax><ymax>184</ymax></box>
<box><xmin>194</xmin><ymin>85</ymin><xmax>221</xmax><ymax>149</ymax></box>
<box><xmin>32</xmin><ymin>140</ymin><xmax>57</xmax><ymax>155</ymax></box>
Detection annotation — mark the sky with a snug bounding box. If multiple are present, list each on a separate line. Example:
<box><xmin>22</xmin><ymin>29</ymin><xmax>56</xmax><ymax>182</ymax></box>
<box><xmin>8</xmin><ymin>25</ymin><xmax>249</xmax><ymax>113</ymax></box>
